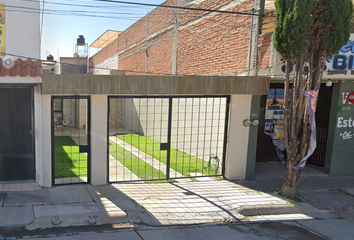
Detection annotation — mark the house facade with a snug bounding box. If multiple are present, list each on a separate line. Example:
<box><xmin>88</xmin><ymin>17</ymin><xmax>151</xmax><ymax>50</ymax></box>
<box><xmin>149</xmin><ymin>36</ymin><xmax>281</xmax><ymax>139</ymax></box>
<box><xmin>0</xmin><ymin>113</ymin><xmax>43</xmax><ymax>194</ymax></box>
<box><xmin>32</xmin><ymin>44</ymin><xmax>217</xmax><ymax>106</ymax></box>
<box><xmin>0</xmin><ymin>0</ymin><xmax>42</xmax><ymax>182</ymax></box>
<box><xmin>89</xmin><ymin>0</ymin><xmax>354</xmax><ymax>179</ymax></box>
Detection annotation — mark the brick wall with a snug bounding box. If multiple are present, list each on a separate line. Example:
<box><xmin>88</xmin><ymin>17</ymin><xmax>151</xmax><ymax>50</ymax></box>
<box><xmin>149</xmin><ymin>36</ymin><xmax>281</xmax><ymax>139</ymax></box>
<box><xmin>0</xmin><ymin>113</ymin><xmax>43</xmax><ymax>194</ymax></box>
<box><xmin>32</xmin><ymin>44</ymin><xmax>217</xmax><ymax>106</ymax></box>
<box><xmin>257</xmin><ymin>32</ymin><xmax>273</xmax><ymax>69</ymax></box>
<box><xmin>89</xmin><ymin>38</ymin><xmax>119</xmax><ymax>70</ymax></box>
<box><xmin>177</xmin><ymin>0</ymin><xmax>253</xmax><ymax>75</ymax></box>
<box><xmin>99</xmin><ymin>0</ymin><xmax>274</xmax><ymax>76</ymax></box>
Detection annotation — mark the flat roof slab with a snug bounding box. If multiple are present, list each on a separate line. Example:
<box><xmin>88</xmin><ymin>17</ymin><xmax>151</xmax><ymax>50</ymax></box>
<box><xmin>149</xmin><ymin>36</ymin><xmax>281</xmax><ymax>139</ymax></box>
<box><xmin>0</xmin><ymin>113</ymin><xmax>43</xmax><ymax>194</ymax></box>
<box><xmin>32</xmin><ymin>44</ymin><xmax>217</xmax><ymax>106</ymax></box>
<box><xmin>42</xmin><ymin>75</ymin><xmax>270</xmax><ymax>95</ymax></box>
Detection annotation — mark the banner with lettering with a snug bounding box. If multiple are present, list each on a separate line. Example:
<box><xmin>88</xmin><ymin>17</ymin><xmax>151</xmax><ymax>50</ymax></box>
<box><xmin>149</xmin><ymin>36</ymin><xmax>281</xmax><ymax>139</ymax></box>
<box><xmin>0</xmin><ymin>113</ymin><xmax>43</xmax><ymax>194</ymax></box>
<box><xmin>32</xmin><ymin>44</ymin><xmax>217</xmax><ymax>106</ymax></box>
<box><xmin>0</xmin><ymin>4</ymin><xmax>5</xmax><ymax>56</ymax></box>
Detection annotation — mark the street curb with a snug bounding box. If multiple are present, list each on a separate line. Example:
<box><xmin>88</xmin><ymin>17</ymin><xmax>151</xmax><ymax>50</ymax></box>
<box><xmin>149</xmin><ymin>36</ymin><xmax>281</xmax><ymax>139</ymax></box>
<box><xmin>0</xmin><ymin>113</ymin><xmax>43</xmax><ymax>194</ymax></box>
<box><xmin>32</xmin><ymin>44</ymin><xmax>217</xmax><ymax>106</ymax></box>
<box><xmin>25</xmin><ymin>212</ymin><xmax>129</xmax><ymax>230</ymax></box>
<box><xmin>0</xmin><ymin>206</ymin><xmax>35</xmax><ymax>230</ymax></box>
<box><xmin>239</xmin><ymin>202</ymin><xmax>318</xmax><ymax>216</ymax></box>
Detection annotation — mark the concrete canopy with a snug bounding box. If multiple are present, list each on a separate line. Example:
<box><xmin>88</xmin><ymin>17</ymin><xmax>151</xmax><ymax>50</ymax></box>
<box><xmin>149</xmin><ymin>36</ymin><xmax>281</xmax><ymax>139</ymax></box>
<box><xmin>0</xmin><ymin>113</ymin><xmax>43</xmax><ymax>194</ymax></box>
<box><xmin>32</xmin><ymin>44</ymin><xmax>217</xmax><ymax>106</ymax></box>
<box><xmin>42</xmin><ymin>75</ymin><xmax>270</xmax><ymax>95</ymax></box>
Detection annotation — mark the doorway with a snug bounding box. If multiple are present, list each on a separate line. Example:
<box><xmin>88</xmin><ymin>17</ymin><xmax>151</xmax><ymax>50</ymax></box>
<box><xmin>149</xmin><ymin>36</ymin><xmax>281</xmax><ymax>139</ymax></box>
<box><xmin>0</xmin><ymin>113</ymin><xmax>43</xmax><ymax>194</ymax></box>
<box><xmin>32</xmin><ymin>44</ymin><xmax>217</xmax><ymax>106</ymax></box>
<box><xmin>0</xmin><ymin>86</ymin><xmax>35</xmax><ymax>181</ymax></box>
<box><xmin>256</xmin><ymin>83</ymin><xmax>332</xmax><ymax>167</ymax></box>
<box><xmin>52</xmin><ymin>96</ymin><xmax>90</xmax><ymax>185</ymax></box>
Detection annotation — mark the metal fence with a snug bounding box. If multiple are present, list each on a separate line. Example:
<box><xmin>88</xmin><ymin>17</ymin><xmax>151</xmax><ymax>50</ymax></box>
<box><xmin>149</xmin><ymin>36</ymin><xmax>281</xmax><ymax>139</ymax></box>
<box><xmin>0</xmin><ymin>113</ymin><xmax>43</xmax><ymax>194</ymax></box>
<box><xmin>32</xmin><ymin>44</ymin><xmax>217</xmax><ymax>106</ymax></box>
<box><xmin>52</xmin><ymin>96</ymin><xmax>90</xmax><ymax>185</ymax></box>
<box><xmin>108</xmin><ymin>96</ymin><xmax>230</xmax><ymax>182</ymax></box>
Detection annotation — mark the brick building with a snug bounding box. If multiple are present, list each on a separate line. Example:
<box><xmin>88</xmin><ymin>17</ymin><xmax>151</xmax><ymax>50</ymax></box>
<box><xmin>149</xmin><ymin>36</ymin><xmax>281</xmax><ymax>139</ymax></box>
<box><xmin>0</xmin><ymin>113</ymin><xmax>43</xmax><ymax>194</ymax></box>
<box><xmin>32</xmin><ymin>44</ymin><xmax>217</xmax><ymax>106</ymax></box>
<box><xmin>88</xmin><ymin>0</ymin><xmax>354</xmax><ymax>179</ymax></box>
<box><xmin>90</xmin><ymin>0</ymin><xmax>271</xmax><ymax>77</ymax></box>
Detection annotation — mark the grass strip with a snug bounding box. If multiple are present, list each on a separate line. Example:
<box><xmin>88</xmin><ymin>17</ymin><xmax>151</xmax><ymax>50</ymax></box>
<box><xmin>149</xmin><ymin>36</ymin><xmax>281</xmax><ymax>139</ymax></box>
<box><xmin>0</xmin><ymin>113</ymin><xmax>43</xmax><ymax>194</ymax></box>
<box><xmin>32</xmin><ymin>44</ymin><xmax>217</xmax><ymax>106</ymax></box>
<box><xmin>54</xmin><ymin>136</ymin><xmax>87</xmax><ymax>178</ymax></box>
<box><xmin>109</xmin><ymin>140</ymin><xmax>167</xmax><ymax>180</ymax></box>
<box><xmin>117</xmin><ymin>133</ymin><xmax>220</xmax><ymax>177</ymax></box>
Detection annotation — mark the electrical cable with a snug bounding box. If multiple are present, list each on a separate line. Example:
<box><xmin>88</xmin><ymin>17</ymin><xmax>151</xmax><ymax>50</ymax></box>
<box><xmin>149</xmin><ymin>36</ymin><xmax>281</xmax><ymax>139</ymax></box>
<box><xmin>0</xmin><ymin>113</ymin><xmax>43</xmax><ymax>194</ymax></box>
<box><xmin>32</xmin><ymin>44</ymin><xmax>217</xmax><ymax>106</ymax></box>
<box><xmin>40</xmin><ymin>0</ymin><xmax>45</xmax><ymax>46</ymax></box>
<box><xmin>15</xmin><ymin>0</ymin><xmax>262</xmax><ymax>16</ymax></box>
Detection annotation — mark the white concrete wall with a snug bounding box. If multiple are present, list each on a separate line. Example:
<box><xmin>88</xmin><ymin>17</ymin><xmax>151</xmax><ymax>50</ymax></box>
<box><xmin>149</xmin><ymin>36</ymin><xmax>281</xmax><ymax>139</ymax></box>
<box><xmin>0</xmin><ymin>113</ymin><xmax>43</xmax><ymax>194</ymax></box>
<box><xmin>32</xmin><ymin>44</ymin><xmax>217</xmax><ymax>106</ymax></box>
<box><xmin>34</xmin><ymin>85</ymin><xmax>44</xmax><ymax>185</ymax></box>
<box><xmin>224</xmin><ymin>94</ymin><xmax>252</xmax><ymax>180</ymax></box>
<box><xmin>93</xmin><ymin>54</ymin><xmax>118</xmax><ymax>75</ymax></box>
<box><xmin>122</xmin><ymin>98</ymin><xmax>227</xmax><ymax>162</ymax></box>
<box><xmin>76</xmin><ymin>99</ymin><xmax>88</xmax><ymax>129</ymax></box>
<box><xmin>91</xmin><ymin>95</ymin><xmax>108</xmax><ymax>185</ymax></box>
<box><xmin>63</xmin><ymin>99</ymin><xmax>76</xmax><ymax>127</ymax></box>
<box><xmin>1</xmin><ymin>0</ymin><xmax>40</xmax><ymax>59</ymax></box>
<box><xmin>41</xmin><ymin>95</ymin><xmax>52</xmax><ymax>187</ymax></box>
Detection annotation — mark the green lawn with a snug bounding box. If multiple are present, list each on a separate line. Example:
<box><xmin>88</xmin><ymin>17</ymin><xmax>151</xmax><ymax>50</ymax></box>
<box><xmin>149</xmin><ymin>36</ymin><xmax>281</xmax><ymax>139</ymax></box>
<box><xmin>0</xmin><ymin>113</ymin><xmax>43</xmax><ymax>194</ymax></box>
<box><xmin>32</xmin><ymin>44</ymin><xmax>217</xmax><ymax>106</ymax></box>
<box><xmin>117</xmin><ymin>133</ymin><xmax>220</xmax><ymax>177</ymax></box>
<box><xmin>54</xmin><ymin>136</ymin><xmax>88</xmax><ymax>178</ymax></box>
<box><xmin>109</xmin><ymin>140</ymin><xmax>167</xmax><ymax>180</ymax></box>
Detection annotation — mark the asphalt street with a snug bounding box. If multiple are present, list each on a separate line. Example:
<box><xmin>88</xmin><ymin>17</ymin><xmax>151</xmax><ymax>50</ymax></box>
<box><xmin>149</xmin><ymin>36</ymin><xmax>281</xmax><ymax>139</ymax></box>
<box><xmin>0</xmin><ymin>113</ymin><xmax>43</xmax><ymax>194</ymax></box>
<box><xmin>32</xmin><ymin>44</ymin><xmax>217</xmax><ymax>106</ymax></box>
<box><xmin>0</xmin><ymin>221</ymin><xmax>337</xmax><ymax>240</ymax></box>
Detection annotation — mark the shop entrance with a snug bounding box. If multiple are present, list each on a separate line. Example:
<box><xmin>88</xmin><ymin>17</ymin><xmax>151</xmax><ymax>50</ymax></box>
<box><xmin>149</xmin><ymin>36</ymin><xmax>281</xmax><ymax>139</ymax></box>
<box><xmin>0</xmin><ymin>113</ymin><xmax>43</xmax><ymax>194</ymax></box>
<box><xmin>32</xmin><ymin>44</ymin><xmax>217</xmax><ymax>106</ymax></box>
<box><xmin>256</xmin><ymin>84</ymin><xmax>332</xmax><ymax>167</ymax></box>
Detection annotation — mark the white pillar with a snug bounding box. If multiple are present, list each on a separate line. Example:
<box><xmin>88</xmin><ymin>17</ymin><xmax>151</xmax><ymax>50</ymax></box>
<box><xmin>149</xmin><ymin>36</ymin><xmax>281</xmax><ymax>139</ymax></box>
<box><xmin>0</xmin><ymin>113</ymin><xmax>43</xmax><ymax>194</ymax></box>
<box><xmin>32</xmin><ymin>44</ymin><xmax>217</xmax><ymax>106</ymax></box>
<box><xmin>90</xmin><ymin>95</ymin><xmax>108</xmax><ymax>185</ymax></box>
<box><xmin>41</xmin><ymin>94</ymin><xmax>52</xmax><ymax>187</ymax></box>
<box><xmin>34</xmin><ymin>85</ymin><xmax>43</xmax><ymax>186</ymax></box>
<box><xmin>224</xmin><ymin>94</ymin><xmax>252</xmax><ymax>180</ymax></box>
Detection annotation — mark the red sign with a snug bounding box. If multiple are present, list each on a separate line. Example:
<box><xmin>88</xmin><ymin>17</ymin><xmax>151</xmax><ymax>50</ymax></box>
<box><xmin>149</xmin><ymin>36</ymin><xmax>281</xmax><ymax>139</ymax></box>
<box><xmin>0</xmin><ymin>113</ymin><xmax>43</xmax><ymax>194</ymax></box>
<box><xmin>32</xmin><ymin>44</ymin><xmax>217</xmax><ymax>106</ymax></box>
<box><xmin>348</xmin><ymin>91</ymin><xmax>354</xmax><ymax>104</ymax></box>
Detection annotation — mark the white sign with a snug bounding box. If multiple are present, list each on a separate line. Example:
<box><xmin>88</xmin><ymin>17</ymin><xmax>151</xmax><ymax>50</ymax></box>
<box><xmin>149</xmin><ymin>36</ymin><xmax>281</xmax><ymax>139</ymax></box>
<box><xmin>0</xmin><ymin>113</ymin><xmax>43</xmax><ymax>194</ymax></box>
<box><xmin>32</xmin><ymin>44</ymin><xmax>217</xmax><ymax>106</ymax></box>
<box><xmin>340</xmin><ymin>131</ymin><xmax>353</xmax><ymax>140</ymax></box>
<box><xmin>337</xmin><ymin>117</ymin><xmax>354</xmax><ymax>128</ymax></box>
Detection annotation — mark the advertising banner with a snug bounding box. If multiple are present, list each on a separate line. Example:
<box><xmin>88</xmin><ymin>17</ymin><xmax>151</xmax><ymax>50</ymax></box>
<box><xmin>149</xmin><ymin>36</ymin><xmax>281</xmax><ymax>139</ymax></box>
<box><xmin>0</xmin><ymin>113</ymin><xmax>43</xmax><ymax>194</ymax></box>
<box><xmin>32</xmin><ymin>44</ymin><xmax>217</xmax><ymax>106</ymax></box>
<box><xmin>0</xmin><ymin>4</ymin><xmax>5</xmax><ymax>56</ymax></box>
<box><xmin>296</xmin><ymin>90</ymin><xmax>319</xmax><ymax>170</ymax></box>
<box><xmin>264</xmin><ymin>88</ymin><xmax>287</xmax><ymax>162</ymax></box>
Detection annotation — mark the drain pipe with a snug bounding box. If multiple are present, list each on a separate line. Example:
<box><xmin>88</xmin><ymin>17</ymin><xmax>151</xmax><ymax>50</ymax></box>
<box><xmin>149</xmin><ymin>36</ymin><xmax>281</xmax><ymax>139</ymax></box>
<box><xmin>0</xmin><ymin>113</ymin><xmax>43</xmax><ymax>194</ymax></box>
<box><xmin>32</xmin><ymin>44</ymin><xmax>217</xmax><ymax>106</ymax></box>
<box><xmin>247</xmin><ymin>8</ymin><xmax>255</xmax><ymax>76</ymax></box>
<box><xmin>254</xmin><ymin>8</ymin><xmax>260</xmax><ymax>76</ymax></box>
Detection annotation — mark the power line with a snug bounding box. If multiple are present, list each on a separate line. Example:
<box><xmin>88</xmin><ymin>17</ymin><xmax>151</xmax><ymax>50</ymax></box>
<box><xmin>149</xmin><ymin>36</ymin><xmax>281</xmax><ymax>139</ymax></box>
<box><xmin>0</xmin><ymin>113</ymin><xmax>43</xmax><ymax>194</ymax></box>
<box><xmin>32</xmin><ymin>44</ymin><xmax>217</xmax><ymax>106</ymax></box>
<box><xmin>40</xmin><ymin>0</ymin><xmax>45</xmax><ymax>46</ymax></box>
<box><xmin>93</xmin><ymin>0</ymin><xmax>261</xmax><ymax>16</ymax></box>
<box><xmin>16</xmin><ymin>0</ymin><xmax>262</xmax><ymax>16</ymax></box>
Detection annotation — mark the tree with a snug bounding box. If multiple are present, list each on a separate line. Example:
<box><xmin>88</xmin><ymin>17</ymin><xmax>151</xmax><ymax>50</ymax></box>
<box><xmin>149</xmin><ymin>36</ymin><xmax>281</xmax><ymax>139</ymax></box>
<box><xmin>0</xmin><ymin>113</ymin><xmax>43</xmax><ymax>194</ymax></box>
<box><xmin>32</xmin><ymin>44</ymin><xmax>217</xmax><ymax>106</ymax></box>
<box><xmin>273</xmin><ymin>0</ymin><xmax>353</xmax><ymax>198</ymax></box>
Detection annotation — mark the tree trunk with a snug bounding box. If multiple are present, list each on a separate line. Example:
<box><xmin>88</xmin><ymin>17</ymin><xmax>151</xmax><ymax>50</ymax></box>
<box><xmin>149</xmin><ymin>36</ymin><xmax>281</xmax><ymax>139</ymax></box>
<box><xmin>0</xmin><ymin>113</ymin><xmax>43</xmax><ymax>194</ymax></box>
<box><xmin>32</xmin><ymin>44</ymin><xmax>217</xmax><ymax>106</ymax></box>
<box><xmin>282</xmin><ymin>163</ymin><xmax>302</xmax><ymax>198</ymax></box>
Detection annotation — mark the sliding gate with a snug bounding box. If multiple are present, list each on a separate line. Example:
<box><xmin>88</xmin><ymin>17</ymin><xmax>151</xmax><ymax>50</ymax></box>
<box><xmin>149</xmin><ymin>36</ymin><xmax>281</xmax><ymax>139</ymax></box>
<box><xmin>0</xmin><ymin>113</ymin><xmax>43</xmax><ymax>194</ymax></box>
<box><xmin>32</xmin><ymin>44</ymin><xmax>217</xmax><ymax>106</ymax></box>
<box><xmin>108</xmin><ymin>96</ymin><xmax>230</xmax><ymax>182</ymax></box>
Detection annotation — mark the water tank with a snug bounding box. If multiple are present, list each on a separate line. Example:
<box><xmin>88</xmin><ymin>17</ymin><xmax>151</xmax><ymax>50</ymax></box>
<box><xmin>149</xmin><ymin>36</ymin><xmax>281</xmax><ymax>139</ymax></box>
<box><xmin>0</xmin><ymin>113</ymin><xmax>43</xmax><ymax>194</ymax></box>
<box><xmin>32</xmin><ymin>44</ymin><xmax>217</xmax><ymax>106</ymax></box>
<box><xmin>47</xmin><ymin>55</ymin><xmax>54</xmax><ymax>61</ymax></box>
<box><xmin>77</xmin><ymin>35</ymin><xmax>85</xmax><ymax>45</ymax></box>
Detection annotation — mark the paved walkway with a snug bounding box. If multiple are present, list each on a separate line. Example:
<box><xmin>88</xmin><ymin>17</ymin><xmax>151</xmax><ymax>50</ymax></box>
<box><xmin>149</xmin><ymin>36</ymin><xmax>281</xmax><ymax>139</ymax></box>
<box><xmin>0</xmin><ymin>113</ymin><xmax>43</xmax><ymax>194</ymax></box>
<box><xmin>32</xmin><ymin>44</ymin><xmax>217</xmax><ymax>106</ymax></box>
<box><xmin>0</xmin><ymin>164</ymin><xmax>353</xmax><ymax>231</ymax></box>
<box><xmin>109</xmin><ymin>136</ymin><xmax>191</xmax><ymax>182</ymax></box>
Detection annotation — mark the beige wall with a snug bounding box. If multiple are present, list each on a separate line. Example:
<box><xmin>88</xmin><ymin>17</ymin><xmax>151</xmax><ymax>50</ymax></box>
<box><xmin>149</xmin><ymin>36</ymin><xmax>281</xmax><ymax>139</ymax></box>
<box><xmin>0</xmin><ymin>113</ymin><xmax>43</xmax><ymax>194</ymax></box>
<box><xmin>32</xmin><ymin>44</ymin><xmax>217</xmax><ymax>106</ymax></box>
<box><xmin>224</xmin><ymin>94</ymin><xmax>253</xmax><ymax>180</ymax></box>
<box><xmin>1</xmin><ymin>0</ymin><xmax>40</xmax><ymax>59</ymax></box>
<box><xmin>41</xmin><ymin>95</ymin><xmax>52</xmax><ymax>187</ymax></box>
<box><xmin>91</xmin><ymin>95</ymin><xmax>108</xmax><ymax>185</ymax></box>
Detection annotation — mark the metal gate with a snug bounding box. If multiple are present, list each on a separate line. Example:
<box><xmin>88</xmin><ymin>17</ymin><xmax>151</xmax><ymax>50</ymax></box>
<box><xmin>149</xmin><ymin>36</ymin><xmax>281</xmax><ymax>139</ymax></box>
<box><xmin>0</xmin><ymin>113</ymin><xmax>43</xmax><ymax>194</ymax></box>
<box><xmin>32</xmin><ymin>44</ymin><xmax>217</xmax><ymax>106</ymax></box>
<box><xmin>52</xmin><ymin>96</ymin><xmax>90</xmax><ymax>185</ymax></box>
<box><xmin>0</xmin><ymin>86</ymin><xmax>34</xmax><ymax>181</ymax></box>
<box><xmin>108</xmin><ymin>96</ymin><xmax>230</xmax><ymax>182</ymax></box>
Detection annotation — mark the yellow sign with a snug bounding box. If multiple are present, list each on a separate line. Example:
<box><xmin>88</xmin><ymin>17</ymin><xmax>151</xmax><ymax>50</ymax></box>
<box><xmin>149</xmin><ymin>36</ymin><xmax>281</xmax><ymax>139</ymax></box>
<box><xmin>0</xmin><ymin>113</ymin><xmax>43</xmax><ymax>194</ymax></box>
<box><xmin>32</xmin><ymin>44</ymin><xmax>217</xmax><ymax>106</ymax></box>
<box><xmin>0</xmin><ymin>4</ymin><xmax>5</xmax><ymax>56</ymax></box>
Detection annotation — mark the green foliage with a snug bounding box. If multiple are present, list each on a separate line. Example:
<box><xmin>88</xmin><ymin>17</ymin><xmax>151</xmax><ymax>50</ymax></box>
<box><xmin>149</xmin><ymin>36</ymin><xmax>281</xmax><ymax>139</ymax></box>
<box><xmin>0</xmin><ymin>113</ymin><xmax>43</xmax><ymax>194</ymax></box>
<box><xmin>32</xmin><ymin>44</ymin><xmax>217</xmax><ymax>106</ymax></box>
<box><xmin>274</xmin><ymin>0</ymin><xmax>317</xmax><ymax>60</ymax></box>
<box><xmin>322</xmin><ymin>0</ymin><xmax>353</xmax><ymax>57</ymax></box>
<box><xmin>274</xmin><ymin>0</ymin><xmax>353</xmax><ymax>59</ymax></box>
<box><xmin>271</xmin><ymin>188</ymin><xmax>298</xmax><ymax>203</ymax></box>
<box><xmin>109</xmin><ymin>140</ymin><xmax>167</xmax><ymax>180</ymax></box>
<box><xmin>117</xmin><ymin>133</ymin><xmax>221</xmax><ymax>177</ymax></box>
<box><xmin>54</xmin><ymin>136</ymin><xmax>87</xmax><ymax>178</ymax></box>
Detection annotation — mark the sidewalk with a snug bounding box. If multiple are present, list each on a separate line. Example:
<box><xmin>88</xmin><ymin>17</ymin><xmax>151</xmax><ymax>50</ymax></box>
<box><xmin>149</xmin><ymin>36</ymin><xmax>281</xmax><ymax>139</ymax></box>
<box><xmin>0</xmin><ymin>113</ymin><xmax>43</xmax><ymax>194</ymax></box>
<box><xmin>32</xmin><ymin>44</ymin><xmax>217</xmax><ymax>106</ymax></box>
<box><xmin>0</xmin><ymin>165</ymin><xmax>353</xmax><ymax>231</ymax></box>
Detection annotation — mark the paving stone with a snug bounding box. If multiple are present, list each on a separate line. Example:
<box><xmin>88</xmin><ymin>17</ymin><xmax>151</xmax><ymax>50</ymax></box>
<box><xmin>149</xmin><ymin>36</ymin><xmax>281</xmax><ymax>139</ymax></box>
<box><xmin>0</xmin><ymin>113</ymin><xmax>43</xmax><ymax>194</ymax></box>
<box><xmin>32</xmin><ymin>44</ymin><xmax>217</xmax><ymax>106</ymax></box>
<box><xmin>0</xmin><ymin>206</ymin><xmax>34</xmax><ymax>228</ymax></box>
<box><xmin>297</xmin><ymin>189</ymin><xmax>354</xmax><ymax>210</ymax></box>
<box><xmin>33</xmin><ymin>202</ymin><xmax>100</xmax><ymax>217</ymax></box>
<box><xmin>0</xmin><ymin>193</ymin><xmax>5</xmax><ymax>206</ymax></box>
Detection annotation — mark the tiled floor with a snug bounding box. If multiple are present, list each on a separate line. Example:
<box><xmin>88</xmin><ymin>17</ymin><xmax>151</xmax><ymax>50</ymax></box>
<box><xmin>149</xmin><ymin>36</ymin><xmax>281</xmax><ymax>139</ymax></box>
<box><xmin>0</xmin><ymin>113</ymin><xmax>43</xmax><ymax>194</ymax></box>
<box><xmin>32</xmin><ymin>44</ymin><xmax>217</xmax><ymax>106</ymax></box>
<box><xmin>113</xmin><ymin>180</ymin><xmax>290</xmax><ymax>225</ymax></box>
